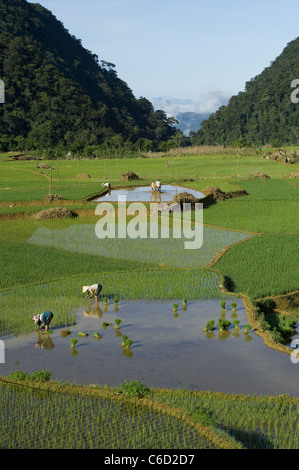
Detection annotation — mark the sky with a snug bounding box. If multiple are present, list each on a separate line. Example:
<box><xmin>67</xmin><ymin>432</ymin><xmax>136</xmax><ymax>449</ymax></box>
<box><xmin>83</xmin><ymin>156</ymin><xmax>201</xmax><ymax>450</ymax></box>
<box><xmin>35</xmin><ymin>0</ymin><xmax>299</xmax><ymax>116</ymax></box>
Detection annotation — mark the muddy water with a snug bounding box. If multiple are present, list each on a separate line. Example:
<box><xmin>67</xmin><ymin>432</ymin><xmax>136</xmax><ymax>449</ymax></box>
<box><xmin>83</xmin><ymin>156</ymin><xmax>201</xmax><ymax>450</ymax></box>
<box><xmin>1</xmin><ymin>299</ymin><xmax>299</xmax><ymax>397</ymax></box>
<box><xmin>95</xmin><ymin>185</ymin><xmax>205</xmax><ymax>203</ymax></box>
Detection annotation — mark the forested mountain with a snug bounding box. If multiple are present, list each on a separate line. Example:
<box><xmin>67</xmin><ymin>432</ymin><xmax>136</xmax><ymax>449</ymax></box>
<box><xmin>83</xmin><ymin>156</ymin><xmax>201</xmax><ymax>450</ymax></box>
<box><xmin>190</xmin><ymin>37</ymin><xmax>299</xmax><ymax>146</ymax></box>
<box><xmin>0</xmin><ymin>0</ymin><xmax>177</xmax><ymax>154</ymax></box>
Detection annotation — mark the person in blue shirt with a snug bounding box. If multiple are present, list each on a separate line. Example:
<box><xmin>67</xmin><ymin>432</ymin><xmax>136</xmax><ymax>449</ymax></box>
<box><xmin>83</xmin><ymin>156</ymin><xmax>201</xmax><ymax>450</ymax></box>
<box><xmin>33</xmin><ymin>311</ymin><xmax>54</xmax><ymax>332</ymax></box>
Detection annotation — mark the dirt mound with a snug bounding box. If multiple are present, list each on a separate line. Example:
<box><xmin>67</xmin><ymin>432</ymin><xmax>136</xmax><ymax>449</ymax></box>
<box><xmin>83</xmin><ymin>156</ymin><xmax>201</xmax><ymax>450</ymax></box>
<box><xmin>288</xmin><ymin>171</ymin><xmax>299</xmax><ymax>178</ymax></box>
<box><xmin>122</xmin><ymin>171</ymin><xmax>139</xmax><ymax>181</ymax></box>
<box><xmin>77</xmin><ymin>173</ymin><xmax>91</xmax><ymax>178</ymax></box>
<box><xmin>173</xmin><ymin>191</ymin><xmax>200</xmax><ymax>205</ymax></box>
<box><xmin>202</xmin><ymin>186</ymin><xmax>228</xmax><ymax>201</ymax></box>
<box><xmin>250</xmin><ymin>171</ymin><xmax>270</xmax><ymax>179</ymax></box>
<box><xmin>8</xmin><ymin>154</ymin><xmax>32</xmax><ymax>161</ymax></box>
<box><xmin>31</xmin><ymin>207</ymin><xmax>77</xmax><ymax>220</ymax></box>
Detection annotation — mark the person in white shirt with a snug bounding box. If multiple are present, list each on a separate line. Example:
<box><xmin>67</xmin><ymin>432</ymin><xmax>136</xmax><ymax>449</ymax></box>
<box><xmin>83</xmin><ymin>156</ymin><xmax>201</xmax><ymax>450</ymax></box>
<box><xmin>83</xmin><ymin>282</ymin><xmax>103</xmax><ymax>302</ymax></box>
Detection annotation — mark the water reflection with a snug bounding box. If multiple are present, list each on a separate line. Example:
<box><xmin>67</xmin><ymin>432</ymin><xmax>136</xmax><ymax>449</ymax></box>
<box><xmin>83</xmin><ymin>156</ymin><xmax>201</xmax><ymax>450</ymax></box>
<box><xmin>95</xmin><ymin>185</ymin><xmax>205</xmax><ymax>203</ymax></box>
<box><xmin>34</xmin><ymin>332</ymin><xmax>55</xmax><ymax>350</ymax></box>
<box><xmin>2</xmin><ymin>299</ymin><xmax>299</xmax><ymax>396</ymax></box>
<box><xmin>84</xmin><ymin>306</ymin><xmax>103</xmax><ymax>319</ymax></box>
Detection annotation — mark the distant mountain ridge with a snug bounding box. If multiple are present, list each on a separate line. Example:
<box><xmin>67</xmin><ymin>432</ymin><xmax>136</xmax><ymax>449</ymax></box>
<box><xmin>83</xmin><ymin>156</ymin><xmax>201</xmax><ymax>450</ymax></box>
<box><xmin>191</xmin><ymin>37</ymin><xmax>299</xmax><ymax>146</ymax></box>
<box><xmin>174</xmin><ymin>112</ymin><xmax>211</xmax><ymax>135</ymax></box>
<box><xmin>0</xmin><ymin>0</ymin><xmax>176</xmax><ymax>153</ymax></box>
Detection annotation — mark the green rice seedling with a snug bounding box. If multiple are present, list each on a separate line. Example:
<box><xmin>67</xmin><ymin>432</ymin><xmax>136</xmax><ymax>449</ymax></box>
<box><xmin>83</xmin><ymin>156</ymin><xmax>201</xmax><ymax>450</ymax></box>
<box><xmin>93</xmin><ymin>332</ymin><xmax>102</xmax><ymax>340</ymax></box>
<box><xmin>192</xmin><ymin>407</ymin><xmax>217</xmax><ymax>427</ymax></box>
<box><xmin>103</xmin><ymin>297</ymin><xmax>108</xmax><ymax>305</ymax></box>
<box><xmin>114</xmin><ymin>318</ymin><xmax>122</xmax><ymax>330</ymax></box>
<box><xmin>173</xmin><ymin>303</ymin><xmax>178</xmax><ymax>312</ymax></box>
<box><xmin>78</xmin><ymin>331</ymin><xmax>89</xmax><ymax>337</ymax></box>
<box><xmin>218</xmin><ymin>318</ymin><xmax>231</xmax><ymax>331</ymax></box>
<box><xmin>203</xmin><ymin>320</ymin><xmax>215</xmax><ymax>332</ymax></box>
<box><xmin>182</xmin><ymin>298</ymin><xmax>187</xmax><ymax>309</ymax></box>
<box><xmin>102</xmin><ymin>322</ymin><xmax>112</xmax><ymax>328</ymax></box>
<box><xmin>220</xmin><ymin>300</ymin><xmax>226</xmax><ymax>310</ymax></box>
<box><xmin>232</xmin><ymin>319</ymin><xmax>240</xmax><ymax>330</ymax></box>
<box><xmin>124</xmin><ymin>338</ymin><xmax>133</xmax><ymax>350</ymax></box>
<box><xmin>114</xmin><ymin>296</ymin><xmax>119</xmax><ymax>311</ymax></box>
<box><xmin>61</xmin><ymin>329</ymin><xmax>72</xmax><ymax>337</ymax></box>
<box><xmin>70</xmin><ymin>337</ymin><xmax>78</xmax><ymax>349</ymax></box>
<box><xmin>121</xmin><ymin>335</ymin><xmax>128</xmax><ymax>347</ymax></box>
<box><xmin>231</xmin><ymin>302</ymin><xmax>237</xmax><ymax>312</ymax></box>
<box><xmin>243</xmin><ymin>324</ymin><xmax>252</xmax><ymax>334</ymax></box>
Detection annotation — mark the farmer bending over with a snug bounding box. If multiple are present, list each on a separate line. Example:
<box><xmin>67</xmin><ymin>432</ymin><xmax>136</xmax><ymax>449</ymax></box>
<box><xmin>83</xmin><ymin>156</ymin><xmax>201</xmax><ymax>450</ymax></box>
<box><xmin>33</xmin><ymin>311</ymin><xmax>54</xmax><ymax>332</ymax></box>
<box><xmin>83</xmin><ymin>282</ymin><xmax>103</xmax><ymax>303</ymax></box>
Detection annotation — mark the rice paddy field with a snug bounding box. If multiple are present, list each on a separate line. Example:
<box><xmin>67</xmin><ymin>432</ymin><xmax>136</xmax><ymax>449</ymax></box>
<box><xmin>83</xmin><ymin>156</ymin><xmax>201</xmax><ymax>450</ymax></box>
<box><xmin>0</xmin><ymin>148</ymin><xmax>299</xmax><ymax>450</ymax></box>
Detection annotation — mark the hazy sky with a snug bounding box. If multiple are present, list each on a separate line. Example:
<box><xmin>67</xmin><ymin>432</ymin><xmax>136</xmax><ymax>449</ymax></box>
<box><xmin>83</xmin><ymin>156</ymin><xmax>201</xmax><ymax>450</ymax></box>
<box><xmin>36</xmin><ymin>0</ymin><xmax>299</xmax><ymax>114</ymax></box>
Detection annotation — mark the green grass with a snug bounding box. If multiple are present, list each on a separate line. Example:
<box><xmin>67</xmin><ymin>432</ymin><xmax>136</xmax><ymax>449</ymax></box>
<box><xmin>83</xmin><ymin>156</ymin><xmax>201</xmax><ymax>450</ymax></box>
<box><xmin>203</xmin><ymin>179</ymin><xmax>299</xmax><ymax>233</ymax></box>
<box><xmin>0</xmin><ymin>238</ymin><xmax>157</xmax><ymax>290</ymax></box>
<box><xmin>0</xmin><ymin>378</ymin><xmax>298</xmax><ymax>449</ymax></box>
<box><xmin>212</xmin><ymin>234</ymin><xmax>299</xmax><ymax>298</ymax></box>
<box><xmin>0</xmin><ymin>150</ymin><xmax>298</xmax><ymax>449</ymax></box>
<box><xmin>1</xmin><ymin>153</ymin><xmax>297</xmax><ymax>204</ymax></box>
<box><xmin>0</xmin><ymin>269</ymin><xmax>223</xmax><ymax>335</ymax></box>
<box><xmin>26</xmin><ymin>222</ymin><xmax>251</xmax><ymax>270</ymax></box>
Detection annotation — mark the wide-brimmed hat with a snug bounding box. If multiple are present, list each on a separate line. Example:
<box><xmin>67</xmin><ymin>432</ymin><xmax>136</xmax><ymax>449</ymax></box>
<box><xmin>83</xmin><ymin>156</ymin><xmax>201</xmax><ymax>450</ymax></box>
<box><xmin>82</xmin><ymin>286</ymin><xmax>89</xmax><ymax>293</ymax></box>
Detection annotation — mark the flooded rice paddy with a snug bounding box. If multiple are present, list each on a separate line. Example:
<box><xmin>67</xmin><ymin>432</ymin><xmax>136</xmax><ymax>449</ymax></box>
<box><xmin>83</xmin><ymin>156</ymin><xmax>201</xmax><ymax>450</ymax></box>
<box><xmin>95</xmin><ymin>184</ymin><xmax>205</xmax><ymax>203</ymax></box>
<box><xmin>1</xmin><ymin>298</ymin><xmax>299</xmax><ymax>397</ymax></box>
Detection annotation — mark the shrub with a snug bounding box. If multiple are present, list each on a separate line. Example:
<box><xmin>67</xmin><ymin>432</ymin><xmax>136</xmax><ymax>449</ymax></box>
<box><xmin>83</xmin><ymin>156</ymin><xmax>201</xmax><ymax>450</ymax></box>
<box><xmin>30</xmin><ymin>370</ymin><xmax>53</xmax><ymax>382</ymax></box>
<box><xmin>120</xmin><ymin>380</ymin><xmax>150</xmax><ymax>398</ymax></box>
<box><xmin>8</xmin><ymin>369</ymin><xmax>52</xmax><ymax>382</ymax></box>
<box><xmin>9</xmin><ymin>370</ymin><xmax>30</xmax><ymax>381</ymax></box>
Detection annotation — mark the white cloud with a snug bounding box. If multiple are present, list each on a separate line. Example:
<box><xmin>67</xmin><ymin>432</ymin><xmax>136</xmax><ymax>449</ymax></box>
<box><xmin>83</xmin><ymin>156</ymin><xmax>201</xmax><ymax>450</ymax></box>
<box><xmin>150</xmin><ymin>86</ymin><xmax>231</xmax><ymax>116</ymax></box>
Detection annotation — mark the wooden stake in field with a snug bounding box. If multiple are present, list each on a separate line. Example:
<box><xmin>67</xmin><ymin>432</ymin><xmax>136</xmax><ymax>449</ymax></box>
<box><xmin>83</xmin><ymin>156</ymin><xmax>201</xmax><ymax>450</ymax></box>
<box><xmin>50</xmin><ymin>166</ymin><xmax>52</xmax><ymax>199</ymax></box>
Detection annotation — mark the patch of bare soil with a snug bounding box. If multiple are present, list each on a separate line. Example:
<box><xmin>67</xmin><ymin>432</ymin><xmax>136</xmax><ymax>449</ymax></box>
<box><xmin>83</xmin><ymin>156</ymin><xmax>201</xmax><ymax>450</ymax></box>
<box><xmin>122</xmin><ymin>171</ymin><xmax>139</xmax><ymax>181</ymax></box>
<box><xmin>43</xmin><ymin>194</ymin><xmax>63</xmax><ymax>201</ymax></box>
<box><xmin>37</xmin><ymin>163</ymin><xmax>55</xmax><ymax>170</ymax></box>
<box><xmin>288</xmin><ymin>171</ymin><xmax>299</xmax><ymax>178</ymax></box>
<box><xmin>31</xmin><ymin>207</ymin><xmax>78</xmax><ymax>220</ymax></box>
<box><xmin>7</xmin><ymin>154</ymin><xmax>34</xmax><ymax>161</ymax></box>
<box><xmin>77</xmin><ymin>174</ymin><xmax>91</xmax><ymax>178</ymax></box>
<box><xmin>250</xmin><ymin>171</ymin><xmax>270</xmax><ymax>179</ymax></box>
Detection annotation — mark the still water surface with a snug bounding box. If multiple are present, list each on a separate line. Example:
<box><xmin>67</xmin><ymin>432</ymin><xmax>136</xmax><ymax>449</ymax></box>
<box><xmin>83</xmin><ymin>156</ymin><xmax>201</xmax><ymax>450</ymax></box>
<box><xmin>1</xmin><ymin>299</ymin><xmax>298</xmax><ymax>397</ymax></box>
<box><xmin>95</xmin><ymin>184</ymin><xmax>205</xmax><ymax>203</ymax></box>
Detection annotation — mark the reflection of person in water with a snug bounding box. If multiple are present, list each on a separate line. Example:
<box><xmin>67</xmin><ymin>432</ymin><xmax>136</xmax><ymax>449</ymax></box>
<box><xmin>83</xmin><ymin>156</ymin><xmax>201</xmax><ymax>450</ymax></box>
<box><xmin>34</xmin><ymin>332</ymin><xmax>54</xmax><ymax>350</ymax></box>
<box><xmin>84</xmin><ymin>305</ymin><xmax>103</xmax><ymax>318</ymax></box>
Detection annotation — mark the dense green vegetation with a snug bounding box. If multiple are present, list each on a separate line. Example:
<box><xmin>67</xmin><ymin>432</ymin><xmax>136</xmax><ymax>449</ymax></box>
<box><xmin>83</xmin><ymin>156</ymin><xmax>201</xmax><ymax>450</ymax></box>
<box><xmin>0</xmin><ymin>238</ymin><xmax>156</xmax><ymax>289</ymax></box>
<box><xmin>0</xmin><ymin>377</ymin><xmax>298</xmax><ymax>449</ymax></box>
<box><xmin>203</xmin><ymin>179</ymin><xmax>299</xmax><ymax>233</ymax></box>
<box><xmin>0</xmin><ymin>150</ymin><xmax>298</xmax><ymax>450</ymax></box>
<box><xmin>0</xmin><ymin>151</ymin><xmax>298</xmax><ymax>335</ymax></box>
<box><xmin>0</xmin><ymin>0</ymin><xmax>177</xmax><ymax>154</ymax></box>
<box><xmin>191</xmin><ymin>37</ymin><xmax>299</xmax><ymax>146</ymax></box>
<box><xmin>213</xmin><ymin>234</ymin><xmax>299</xmax><ymax>299</ymax></box>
